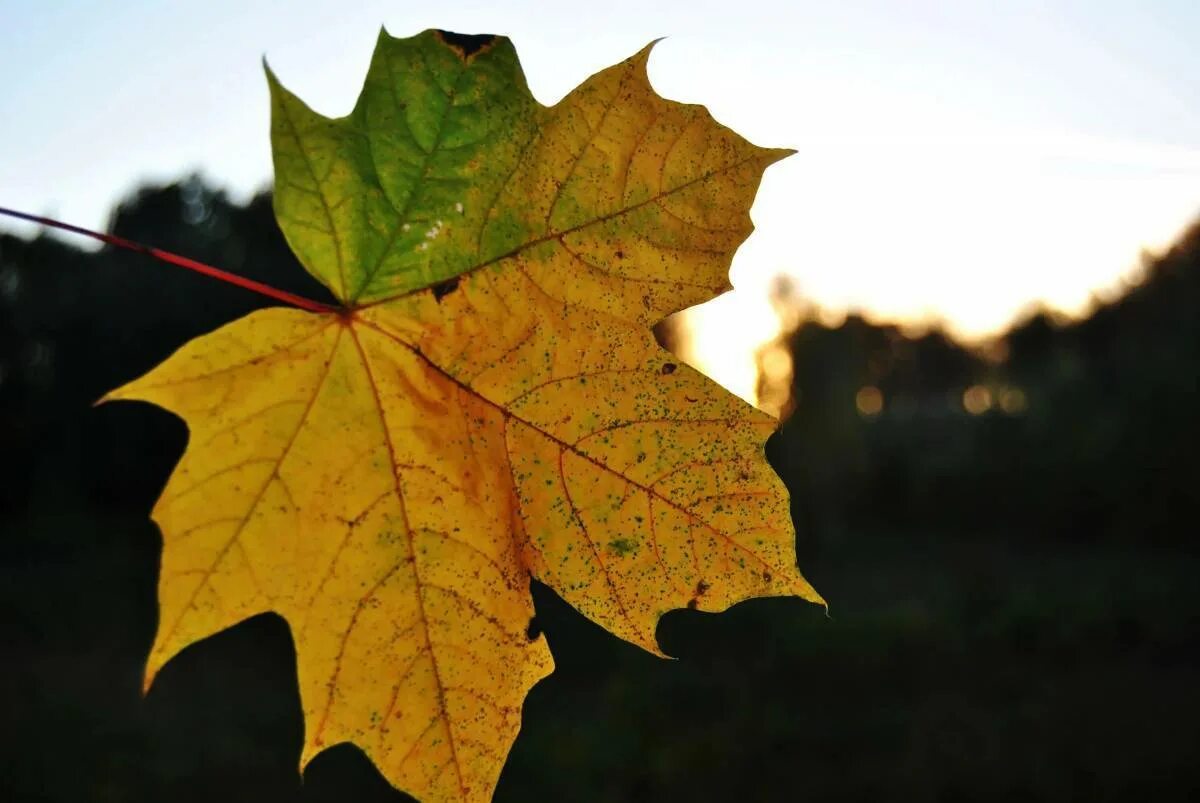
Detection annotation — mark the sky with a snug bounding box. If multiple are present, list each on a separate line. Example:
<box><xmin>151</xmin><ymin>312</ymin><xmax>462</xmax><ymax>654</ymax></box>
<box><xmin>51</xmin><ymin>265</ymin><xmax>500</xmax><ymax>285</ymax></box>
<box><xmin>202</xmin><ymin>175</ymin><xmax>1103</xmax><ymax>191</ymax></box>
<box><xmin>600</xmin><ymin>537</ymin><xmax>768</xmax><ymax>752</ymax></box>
<box><xmin>3</xmin><ymin>0</ymin><xmax>1199</xmax><ymax>405</ymax></box>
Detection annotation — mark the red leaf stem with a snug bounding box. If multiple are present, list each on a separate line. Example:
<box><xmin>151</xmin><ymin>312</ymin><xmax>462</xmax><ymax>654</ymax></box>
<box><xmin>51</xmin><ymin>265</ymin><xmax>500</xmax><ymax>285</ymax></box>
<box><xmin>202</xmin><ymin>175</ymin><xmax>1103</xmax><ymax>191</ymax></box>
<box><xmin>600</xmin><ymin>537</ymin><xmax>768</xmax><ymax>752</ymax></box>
<box><xmin>0</xmin><ymin>206</ymin><xmax>338</xmax><ymax>315</ymax></box>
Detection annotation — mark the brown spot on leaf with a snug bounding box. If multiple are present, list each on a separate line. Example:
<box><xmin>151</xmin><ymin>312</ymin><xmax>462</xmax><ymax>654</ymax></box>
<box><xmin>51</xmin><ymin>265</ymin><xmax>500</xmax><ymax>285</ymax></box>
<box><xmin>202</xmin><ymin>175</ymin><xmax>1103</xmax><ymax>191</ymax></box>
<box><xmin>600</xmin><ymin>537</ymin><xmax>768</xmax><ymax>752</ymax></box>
<box><xmin>431</xmin><ymin>276</ymin><xmax>460</xmax><ymax>302</ymax></box>
<box><xmin>661</xmin><ymin>363</ymin><xmax>677</xmax><ymax>375</ymax></box>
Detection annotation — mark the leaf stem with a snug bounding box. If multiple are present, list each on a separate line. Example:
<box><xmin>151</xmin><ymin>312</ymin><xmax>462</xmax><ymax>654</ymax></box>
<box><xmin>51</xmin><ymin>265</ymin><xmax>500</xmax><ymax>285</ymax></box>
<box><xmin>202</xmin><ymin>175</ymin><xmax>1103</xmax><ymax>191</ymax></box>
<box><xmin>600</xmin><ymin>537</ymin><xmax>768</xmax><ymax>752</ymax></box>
<box><xmin>0</xmin><ymin>206</ymin><xmax>338</xmax><ymax>315</ymax></box>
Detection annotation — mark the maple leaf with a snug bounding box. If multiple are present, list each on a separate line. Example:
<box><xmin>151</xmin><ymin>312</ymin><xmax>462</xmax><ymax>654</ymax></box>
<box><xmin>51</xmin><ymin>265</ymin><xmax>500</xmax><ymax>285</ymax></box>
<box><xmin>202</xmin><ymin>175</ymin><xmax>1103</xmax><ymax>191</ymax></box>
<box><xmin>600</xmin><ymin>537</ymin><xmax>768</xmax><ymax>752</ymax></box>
<box><xmin>103</xmin><ymin>28</ymin><xmax>824</xmax><ymax>803</ymax></box>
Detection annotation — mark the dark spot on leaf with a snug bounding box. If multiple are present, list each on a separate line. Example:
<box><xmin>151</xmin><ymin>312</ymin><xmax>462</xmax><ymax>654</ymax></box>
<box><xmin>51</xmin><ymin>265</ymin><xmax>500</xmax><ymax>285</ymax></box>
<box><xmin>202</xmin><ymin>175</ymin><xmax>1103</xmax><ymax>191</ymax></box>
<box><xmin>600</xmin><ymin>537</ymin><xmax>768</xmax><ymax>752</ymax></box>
<box><xmin>432</xmin><ymin>276</ymin><xmax>460</xmax><ymax>302</ymax></box>
<box><xmin>434</xmin><ymin>30</ymin><xmax>496</xmax><ymax>59</ymax></box>
<box><xmin>525</xmin><ymin>617</ymin><xmax>541</xmax><ymax>641</ymax></box>
<box><xmin>615</xmin><ymin>250</ymin><xmax>624</xmax><ymax>259</ymax></box>
<box><xmin>695</xmin><ymin>580</ymin><xmax>710</xmax><ymax>596</ymax></box>
<box><xmin>661</xmin><ymin>362</ymin><xmax>677</xmax><ymax>375</ymax></box>
<box><xmin>762</xmin><ymin>571</ymin><xmax>772</xmax><ymax>583</ymax></box>
<box><xmin>608</xmin><ymin>538</ymin><xmax>635</xmax><ymax>557</ymax></box>
<box><xmin>685</xmin><ymin>395</ymin><xmax>698</xmax><ymax>403</ymax></box>
<box><xmin>687</xmin><ymin>599</ymin><xmax>698</xmax><ymax>610</ymax></box>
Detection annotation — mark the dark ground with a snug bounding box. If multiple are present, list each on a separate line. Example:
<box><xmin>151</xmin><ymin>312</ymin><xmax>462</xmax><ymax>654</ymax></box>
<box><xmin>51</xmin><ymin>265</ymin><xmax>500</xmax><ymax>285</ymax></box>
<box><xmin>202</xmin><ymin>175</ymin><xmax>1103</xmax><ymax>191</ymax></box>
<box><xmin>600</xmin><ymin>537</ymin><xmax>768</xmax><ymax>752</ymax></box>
<box><xmin>2</xmin><ymin>180</ymin><xmax>1198</xmax><ymax>802</ymax></box>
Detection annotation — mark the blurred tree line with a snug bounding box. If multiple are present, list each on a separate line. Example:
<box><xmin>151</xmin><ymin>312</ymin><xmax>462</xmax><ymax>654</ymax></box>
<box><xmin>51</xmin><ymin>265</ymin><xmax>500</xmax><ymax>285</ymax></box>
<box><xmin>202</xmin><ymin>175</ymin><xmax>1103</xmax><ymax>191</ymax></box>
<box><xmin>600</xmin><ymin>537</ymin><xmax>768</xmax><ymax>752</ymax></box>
<box><xmin>0</xmin><ymin>177</ymin><xmax>335</xmax><ymax>522</ymax></box>
<box><xmin>6</xmin><ymin>177</ymin><xmax>1194</xmax><ymax>551</ymax></box>
<box><xmin>766</xmin><ymin>222</ymin><xmax>1200</xmax><ymax>548</ymax></box>
<box><xmin>2</xmin><ymin>178</ymin><xmax>1198</xmax><ymax>802</ymax></box>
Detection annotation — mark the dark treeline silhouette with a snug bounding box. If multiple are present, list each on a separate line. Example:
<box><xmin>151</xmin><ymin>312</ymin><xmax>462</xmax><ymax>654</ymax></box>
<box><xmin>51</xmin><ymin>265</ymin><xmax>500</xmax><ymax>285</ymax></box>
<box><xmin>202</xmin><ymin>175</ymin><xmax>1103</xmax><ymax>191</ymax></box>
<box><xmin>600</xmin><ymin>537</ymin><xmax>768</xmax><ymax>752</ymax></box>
<box><xmin>767</xmin><ymin>222</ymin><xmax>1200</xmax><ymax>548</ymax></box>
<box><xmin>2</xmin><ymin>179</ymin><xmax>1198</xmax><ymax>802</ymax></box>
<box><xmin>0</xmin><ymin>178</ymin><xmax>334</xmax><ymax>521</ymax></box>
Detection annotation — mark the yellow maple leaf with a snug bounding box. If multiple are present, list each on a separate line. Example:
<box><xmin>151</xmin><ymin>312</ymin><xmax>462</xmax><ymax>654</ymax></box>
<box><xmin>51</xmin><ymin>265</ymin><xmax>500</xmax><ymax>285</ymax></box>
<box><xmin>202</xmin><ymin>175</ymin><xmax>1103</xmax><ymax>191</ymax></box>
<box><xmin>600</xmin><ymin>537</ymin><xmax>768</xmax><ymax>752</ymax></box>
<box><xmin>104</xmin><ymin>28</ymin><xmax>824</xmax><ymax>803</ymax></box>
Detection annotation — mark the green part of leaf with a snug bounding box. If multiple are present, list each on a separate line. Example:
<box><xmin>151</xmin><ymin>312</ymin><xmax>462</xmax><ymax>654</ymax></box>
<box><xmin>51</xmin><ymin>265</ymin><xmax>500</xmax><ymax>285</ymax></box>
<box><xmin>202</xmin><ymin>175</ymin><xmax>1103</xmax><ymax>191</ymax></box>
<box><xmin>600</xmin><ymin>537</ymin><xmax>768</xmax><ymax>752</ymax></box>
<box><xmin>268</xmin><ymin>28</ymin><xmax>539</xmax><ymax>303</ymax></box>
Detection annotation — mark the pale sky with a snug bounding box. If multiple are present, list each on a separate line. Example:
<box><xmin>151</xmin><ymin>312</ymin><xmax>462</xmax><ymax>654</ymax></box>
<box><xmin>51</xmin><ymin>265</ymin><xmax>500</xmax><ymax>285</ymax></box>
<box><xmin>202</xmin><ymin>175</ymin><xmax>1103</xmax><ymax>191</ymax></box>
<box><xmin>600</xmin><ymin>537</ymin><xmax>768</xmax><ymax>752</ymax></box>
<box><xmin>3</xmin><ymin>1</ymin><xmax>1199</xmax><ymax>404</ymax></box>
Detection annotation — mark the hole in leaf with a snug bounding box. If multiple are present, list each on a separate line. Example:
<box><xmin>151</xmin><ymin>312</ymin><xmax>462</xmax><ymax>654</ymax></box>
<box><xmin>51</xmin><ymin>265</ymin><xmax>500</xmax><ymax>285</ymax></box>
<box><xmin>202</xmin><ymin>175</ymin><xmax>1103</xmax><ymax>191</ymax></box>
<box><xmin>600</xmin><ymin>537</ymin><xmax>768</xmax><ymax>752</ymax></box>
<box><xmin>435</xmin><ymin>31</ymin><xmax>496</xmax><ymax>58</ymax></box>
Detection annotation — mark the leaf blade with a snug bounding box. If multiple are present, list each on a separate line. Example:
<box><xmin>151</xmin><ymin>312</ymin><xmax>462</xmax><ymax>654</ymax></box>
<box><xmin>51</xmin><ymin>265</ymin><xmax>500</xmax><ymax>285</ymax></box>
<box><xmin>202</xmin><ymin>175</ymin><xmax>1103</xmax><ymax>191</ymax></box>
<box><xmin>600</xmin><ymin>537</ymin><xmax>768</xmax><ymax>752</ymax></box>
<box><xmin>362</xmin><ymin>263</ymin><xmax>824</xmax><ymax>654</ymax></box>
<box><xmin>270</xmin><ymin>29</ymin><xmax>539</xmax><ymax>303</ymax></box>
<box><xmin>110</xmin><ymin>309</ymin><xmax>553</xmax><ymax>802</ymax></box>
<box><xmin>111</xmin><ymin>28</ymin><xmax>820</xmax><ymax>803</ymax></box>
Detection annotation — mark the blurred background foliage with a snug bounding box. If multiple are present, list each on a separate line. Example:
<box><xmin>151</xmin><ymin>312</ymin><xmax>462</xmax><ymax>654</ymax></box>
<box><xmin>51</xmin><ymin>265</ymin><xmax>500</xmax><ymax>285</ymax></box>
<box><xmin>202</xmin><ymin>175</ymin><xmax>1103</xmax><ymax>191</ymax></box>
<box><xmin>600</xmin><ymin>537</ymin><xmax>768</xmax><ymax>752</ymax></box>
<box><xmin>764</xmin><ymin>219</ymin><xmax>1200</xmax><ymax>547</ymax></box>
<box><xmin>1</xmin><ymin>178</ymin><xmax>1198</xmax><ymax>801</ymax></box>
